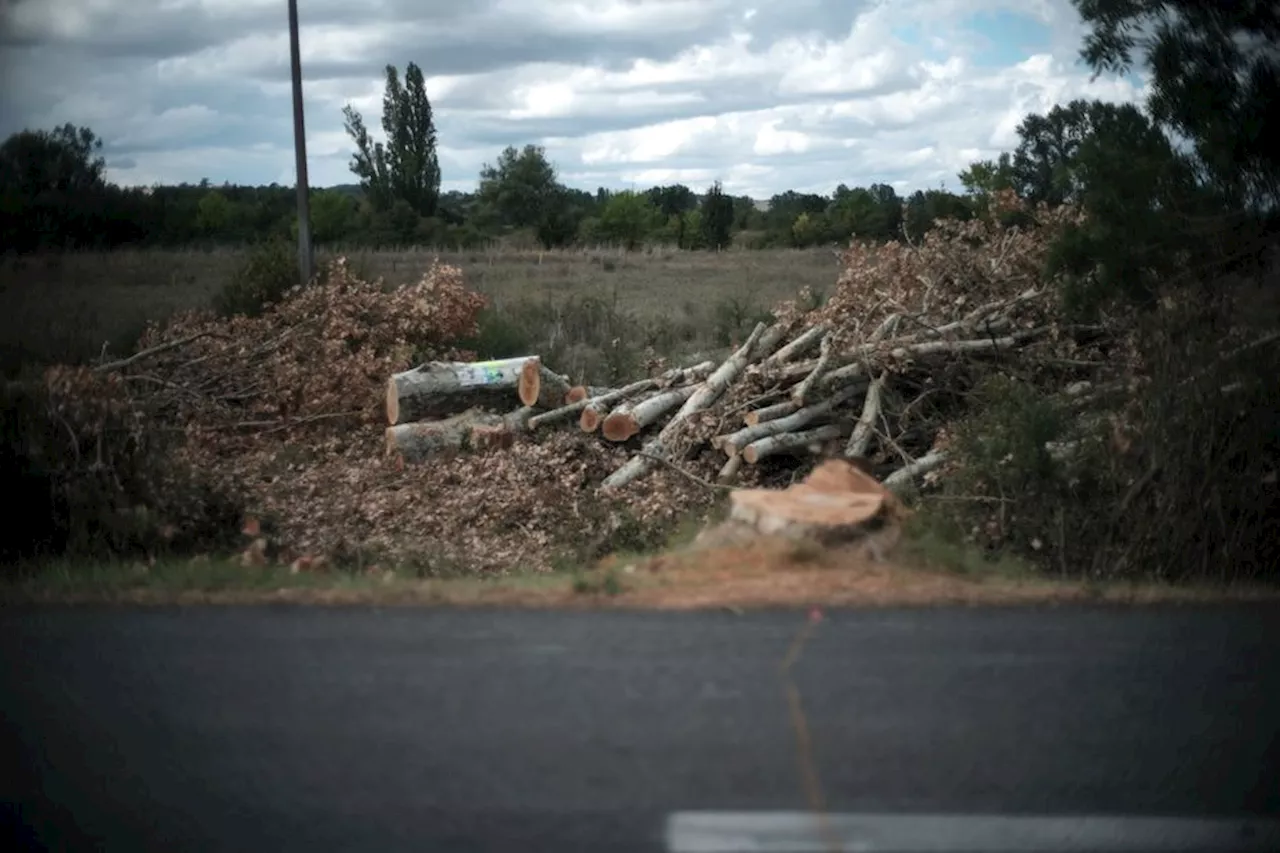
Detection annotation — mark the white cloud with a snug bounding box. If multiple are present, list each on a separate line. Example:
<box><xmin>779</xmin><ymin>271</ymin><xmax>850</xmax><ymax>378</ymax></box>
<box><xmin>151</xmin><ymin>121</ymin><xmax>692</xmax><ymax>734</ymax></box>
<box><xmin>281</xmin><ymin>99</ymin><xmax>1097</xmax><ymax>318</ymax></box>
<box><xmin>0</xmin><ymin>0</ymin><xmax>1149</xmax><ymax>197</ymax></box>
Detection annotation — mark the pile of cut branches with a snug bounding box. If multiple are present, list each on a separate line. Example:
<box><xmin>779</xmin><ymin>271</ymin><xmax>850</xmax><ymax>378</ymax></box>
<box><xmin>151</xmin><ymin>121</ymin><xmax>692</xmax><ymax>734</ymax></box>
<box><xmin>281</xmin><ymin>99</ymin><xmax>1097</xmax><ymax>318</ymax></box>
<box><xmin>386</xmin><ymin>192</ymin><xmax>1121</xmax><ymax>506</ymax></box>
<box><xmin>21</xmin><ymin>191</ymin><xmax>1172</xmax><ymax>574</ymax></box>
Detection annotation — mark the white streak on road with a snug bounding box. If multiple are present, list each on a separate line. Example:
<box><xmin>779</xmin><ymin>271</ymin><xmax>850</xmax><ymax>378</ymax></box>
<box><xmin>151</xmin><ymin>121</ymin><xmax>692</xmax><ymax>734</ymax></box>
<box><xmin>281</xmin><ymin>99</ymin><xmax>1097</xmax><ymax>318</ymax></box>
<box><xmin>665</xmin><ymin>812</ymin><xmax>1280</xmax><ymax>852</ymax></box>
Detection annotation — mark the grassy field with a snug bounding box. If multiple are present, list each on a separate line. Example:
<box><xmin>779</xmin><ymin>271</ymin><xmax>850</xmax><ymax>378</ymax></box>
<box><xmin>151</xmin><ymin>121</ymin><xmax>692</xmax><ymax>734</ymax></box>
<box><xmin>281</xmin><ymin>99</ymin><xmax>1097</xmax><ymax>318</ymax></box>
<box><xmin>0</xmin><ymin>245</ymin><xmax>840</xmax><ymax>383</ymax></box>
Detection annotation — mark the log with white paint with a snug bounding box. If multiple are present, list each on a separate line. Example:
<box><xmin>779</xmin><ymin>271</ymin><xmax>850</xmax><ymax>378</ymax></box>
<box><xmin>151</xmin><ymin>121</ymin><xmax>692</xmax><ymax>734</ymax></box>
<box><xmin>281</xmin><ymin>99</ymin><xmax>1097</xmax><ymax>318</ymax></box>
<box><xmin>386</xmin><ymin>356</ymin><xmax>537</xmax><ymax>425</ymax></box>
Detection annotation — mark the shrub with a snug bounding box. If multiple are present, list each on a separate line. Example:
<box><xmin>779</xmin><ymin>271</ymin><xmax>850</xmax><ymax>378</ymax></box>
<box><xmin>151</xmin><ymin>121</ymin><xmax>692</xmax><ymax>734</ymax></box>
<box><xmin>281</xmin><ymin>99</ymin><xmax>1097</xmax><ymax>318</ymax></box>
<box><xmin>213</xmin><ymin>238</ymin><xmax>299</xmax><ymax>318</ymax></box>
<box><xmin>931</xmin><ymin>291</ymin><xmax>1280</xmax><ymax>583</ymax></box>
<box><xmin>0</xmin><ymin>369</ymin><xmax>243</xmax><ymax>567</ymax></box>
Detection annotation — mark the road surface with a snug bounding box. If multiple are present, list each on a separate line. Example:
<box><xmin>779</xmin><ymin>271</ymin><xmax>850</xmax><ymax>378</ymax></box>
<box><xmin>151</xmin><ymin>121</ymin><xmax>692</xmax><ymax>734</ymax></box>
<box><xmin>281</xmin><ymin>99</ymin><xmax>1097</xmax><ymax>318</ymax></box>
<box><xmin>2</xmin><ymin>605</ymin><xmax>1278</xmax><ymax>852</ymax></box>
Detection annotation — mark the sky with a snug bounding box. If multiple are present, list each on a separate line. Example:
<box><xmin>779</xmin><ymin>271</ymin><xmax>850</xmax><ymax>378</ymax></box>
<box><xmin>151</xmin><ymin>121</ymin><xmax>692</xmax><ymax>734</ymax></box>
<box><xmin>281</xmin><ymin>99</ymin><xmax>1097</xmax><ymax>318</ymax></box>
<box><xmin>0</xmin><ymin>0</ymin><xmax>1149</xmax><ymax>199</ymax></box>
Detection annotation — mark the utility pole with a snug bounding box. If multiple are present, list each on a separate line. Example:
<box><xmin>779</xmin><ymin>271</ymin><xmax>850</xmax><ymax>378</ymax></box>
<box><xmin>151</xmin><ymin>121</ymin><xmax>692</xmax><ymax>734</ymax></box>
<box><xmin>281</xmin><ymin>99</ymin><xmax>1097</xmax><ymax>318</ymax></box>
<box><xmin>287</xmin><ymin>0</ymin><xmax>313</xmax><ymax>286</ymax></box>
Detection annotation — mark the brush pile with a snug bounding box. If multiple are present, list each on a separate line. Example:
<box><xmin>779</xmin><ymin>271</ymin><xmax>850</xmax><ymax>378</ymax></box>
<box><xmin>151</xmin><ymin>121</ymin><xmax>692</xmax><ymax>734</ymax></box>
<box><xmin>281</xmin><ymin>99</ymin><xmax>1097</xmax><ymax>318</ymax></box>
<box><xmin>384</xmin><ymin>191</ymin><xmax>1118</xmax><ymax>498</ymax></box>
<box><xmin>22</xmin><ymin>191</ymin><xmax>1140</xmax><ymax>572</ymax></box>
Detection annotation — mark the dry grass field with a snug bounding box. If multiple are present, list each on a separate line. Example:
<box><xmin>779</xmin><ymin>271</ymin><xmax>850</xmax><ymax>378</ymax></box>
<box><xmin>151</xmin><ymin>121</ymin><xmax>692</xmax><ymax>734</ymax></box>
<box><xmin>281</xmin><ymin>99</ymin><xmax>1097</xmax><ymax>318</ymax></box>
<box><xmin>0</xmin><ymin>246</ymin><xmax>839</xmax><ymax>383</ymax></box>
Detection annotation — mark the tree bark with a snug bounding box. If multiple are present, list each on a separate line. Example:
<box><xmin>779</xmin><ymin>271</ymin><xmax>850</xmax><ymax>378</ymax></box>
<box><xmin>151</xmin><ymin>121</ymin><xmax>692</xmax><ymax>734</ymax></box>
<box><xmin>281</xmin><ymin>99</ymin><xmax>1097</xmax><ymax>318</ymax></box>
<box><xmin>791</xmin><ymin>332</ymin><xmax>833</xmax><ymax>404</ymax></box>
<box><xmin>528</xmin><ymin>380</ymin><xmax>643</xmax><ymax>430</ymax></box>
<box><xmin>742</xmin><ymin>423</ymin><xmax>851</xmax><ymax>464</ymax></box>
<box><xmin>844</xmin><ymin>371</ymin><xmax>886</xmax><ymax>458</ymax></box>
<box><xmin>762</xmin><ymin>323</ymin><xmax>826</xmax><ymax>367</ymax></box>
<box><xmin>385</xmin><ymin>407</ymin><xmax>532</xmax><ymax>463</ymax></box>
<box><xmin>716</xmin><ymin>383</ymin><xmax>864</xmax><ymax>457</ymax></box>
<box><xmin>386</xmin><ymin>356</ymin><xmax>537</xmax><ymax>425</ymax></box>
<box><xmin>577</xmin><ymin>379</ymin><xmax>660</xmax><ymax>433</ymax></box>
<box><xmin>884</xmin><ymin>450</ymin><xmax>948</xmax><ymax>492</ymax></box>
<box><xmin>743</xmin><ymin>400</ymin><xmax>800</xmax><ymax>426</ymax></box>
<box><xmin>602</xmin><ymin>384</ymin><xmax>699</xmax><ymax>442</ymax></box>
<box><xmin>655</xmin><ymin>360</ymin><xmax>716</xmax><ymax>388</ymax></box>
<box><xmin>601</xmin><ymin>322</ymin><xmax>768</xmax><ymax>490</ymax></box>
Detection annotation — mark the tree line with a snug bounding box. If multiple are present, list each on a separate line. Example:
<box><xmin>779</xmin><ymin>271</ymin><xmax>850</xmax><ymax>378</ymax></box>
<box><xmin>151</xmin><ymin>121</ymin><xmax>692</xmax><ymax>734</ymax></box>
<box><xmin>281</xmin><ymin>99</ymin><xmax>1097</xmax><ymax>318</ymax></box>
<box><xmin>2</xmin><ymin>0</ymin><xmax>1275</xmax><ymax>279</ymax></box>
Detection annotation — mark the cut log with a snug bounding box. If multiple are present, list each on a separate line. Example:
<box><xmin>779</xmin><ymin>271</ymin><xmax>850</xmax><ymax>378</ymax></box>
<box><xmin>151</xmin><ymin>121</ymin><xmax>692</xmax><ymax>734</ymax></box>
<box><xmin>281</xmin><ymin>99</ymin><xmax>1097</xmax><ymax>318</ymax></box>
<box><xmin>601</xmin><ymin>322</ymin><xmax>768</xmax><ymax>490</ymax></box>
<box><xmin>601</xmin><ymin>384</ymin><xmax>699</xmax><ymax>442</ymax></box>
<box><xmin>753</xmin><ymin>322</ymin><xmax>790</xmax><ymax>360</ymax></box>
<box><xmin>673</xmin><ymin>322</ymin><xmax>768</xmax><ymax>420</ymax></box>
<box><xmin>888</xmin><ymin>326</ymin><xmax>1048</xmax><ymax>360</ymax></box>
<box><xmin>743</xmin><ymin>400</ymin><xmax>800</xmax><ymax>426</ymax></box>
<box><xmin>791</xmin><ymin>332</ymin><xmax>833</xmax><ymax>405</ymax></box>
<box><xmin>386</xmin><ymin>356</ymin><xmax>536</xmax><ymax>425</ymax></box>
<box><xmin>385</xmin><ymin>407</ymin><xmax>532</xmax><ymax>463</ymax></box>
<box><xmin>518</xmin><ymin>357</ymin><xmax>573</xmax><ymax>409</ymax></box>
<box><xmin>655</xmin><ymin>360</ymin><xmax>716</xmax><ymax>388</ymax></box>
<box><xmin>577</xmin><ymin>379</ymin><xmax>660</xmax><ymax>433</ymax></box>
<box><xmin>883</xmin><ymin>450</ymin><xmax>949</xmax><ymax>493</ymax></box>
<box><xmin>717</xmin><ymin>454</ymin><xmax>743</xmax><ymax>484</ymax></box>
<box><xmin>470</xmin><ymin>407</ymin><xmax>535</xmax><ymax>452</ymax></box>
<box><xmin>716</xmin><ymin>383</ymin><xmax>864</xmax><ymax>457</ymax></box>
<box><xmin>565</xmin><ymin>385</ymin><xmax>614</xmax><ymax>404</ymax></box>
<box><xmin>869</xmin><ymin>313</ymin><xmax>900</xmax><ymax>342</ymax></box>
<box><xmin>742</xmin><ymin>423</ymin><xmax>852</xmax><ymax>464</ymax></box>
<box><xmin>844</xmin><ymin>371</ymin><xmax>886</xmax><ymax>459</ymax></box>
<box><xmin>530</xmin><ymin>379</ymin><xmax>652</xmax><ymax>430</ymax></box>
<box><xmin>762</xmin><ymin>324</ymin><xmax>826</xmax><ymax>367</ymax></box>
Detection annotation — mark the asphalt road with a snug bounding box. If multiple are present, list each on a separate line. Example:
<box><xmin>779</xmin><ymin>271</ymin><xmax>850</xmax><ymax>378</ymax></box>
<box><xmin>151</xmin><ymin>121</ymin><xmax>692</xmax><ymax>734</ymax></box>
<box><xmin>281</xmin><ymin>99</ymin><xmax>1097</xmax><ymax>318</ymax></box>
<box><xmin>1</xmin><ymin>605</ymin><xmax>1278</xmax><ymax>852</ymax></box>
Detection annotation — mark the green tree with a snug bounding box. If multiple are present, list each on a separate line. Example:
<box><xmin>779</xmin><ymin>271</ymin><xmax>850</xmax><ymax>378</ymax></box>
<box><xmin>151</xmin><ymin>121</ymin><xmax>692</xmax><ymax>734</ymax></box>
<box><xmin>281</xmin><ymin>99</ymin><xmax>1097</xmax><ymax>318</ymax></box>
<box><xmin>195</xmin><ymin>189</ymin><xmax>235</xmax><ymax>237</ymax></box>
<box><xmin>700</xmin><ymin>181</ymin><xmax>734</xmax><ymax>249</ymax></box>
<box><xmin>1073</xmin><ymin>0</ymin><xmax>1279</xmax><ymax>207</ymax></box>
<box><xmin>1042</xmin><ymin>101</ymin><xmax>1209</xmax><ymax>311</ymax></box>
<box><xmin>1007</xmin><ymin>100</ymin><xmax>1163</xmax><ymax>206</ymax></box>
<box><xmin>309</xmin><ymin>189</ymin><xmax>359</xmax><ymax>244</ymax></box>
<box><xmin>476</xmin><ymin>144</ymin><xmax>562</xmax><ymax>232</ymax></box>
<box><xmin>0</xmin><ymin>123</ymin><xmax>105</xmax><ymax>197</ymax></box>
<box><xmin>791</xmin><ymin>211</ymin><xmax>823</xmax><ymax>247</ymax></box>
<box><xmin>598</xmin><ymin>190</ymin><xmax>660</xmax><ymax>250</ymax></box>
<box><xmin>0</xmin><ymin>124</ymin><xmax>128</xmax><ymax>251</ymax></box>
<box><xmin>958</xmin><ymin>153</ymin><xmax>1015</xmax><ymax>200</ymax></box>
<box><xmin>341</xmin><ymin>62</ymin><xmax>441</xmax><ymax>217</ymax></box>
<box><xmin>645</xmin><ymin>184</ymin><xmax>699</xmax><ymax>219</ymax></box>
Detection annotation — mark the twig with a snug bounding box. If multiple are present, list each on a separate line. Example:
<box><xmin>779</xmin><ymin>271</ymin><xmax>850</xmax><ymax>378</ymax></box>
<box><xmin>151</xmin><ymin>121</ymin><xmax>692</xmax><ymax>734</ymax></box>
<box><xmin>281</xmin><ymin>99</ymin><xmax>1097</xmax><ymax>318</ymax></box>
<box><xmin>636</xmin><ymin>451</ymin><xmax>738</xmax><ymax>492</ymax></box>
<box><xmin>93</xmin><ymin>331</ymin><xmax>221</xmax><ymax>373</ymax></box>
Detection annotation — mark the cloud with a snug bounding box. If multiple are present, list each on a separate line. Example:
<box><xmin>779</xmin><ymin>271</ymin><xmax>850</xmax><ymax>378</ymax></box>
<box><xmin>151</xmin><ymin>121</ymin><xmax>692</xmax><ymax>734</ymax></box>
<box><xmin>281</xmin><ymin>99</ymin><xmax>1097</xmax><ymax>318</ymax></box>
<box><xmin>0</xmin><ymin>0</ymin><xmax>1147</xmax><ymax>198</ymax></box>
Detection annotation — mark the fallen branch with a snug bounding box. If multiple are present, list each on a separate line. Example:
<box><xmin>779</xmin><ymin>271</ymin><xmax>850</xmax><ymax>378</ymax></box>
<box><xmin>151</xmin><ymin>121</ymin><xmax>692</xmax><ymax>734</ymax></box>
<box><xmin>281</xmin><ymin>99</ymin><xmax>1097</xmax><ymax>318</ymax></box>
<box><xmin>791</xmin><ymin>333</ymin><xmax>833</xmax><ymax>405</ymax></box>
<box><xmin>844</xmin><ymin>371</ymin><xmax>886</xmax><ymax>458</ymax></box>
<box><xmin>887</xmin><ymin>326</ymin><xmax>1049</xmax><ymax>360</ymax></box>
<box><xmin>717</xmin><ymin>454</ymin><xmax>743</xmax><ymax>484</ymax></box>
<box><xmin>530</xmin><ymin>379</ymin><xmax>655</xmax><ymax>430</ymax></box>
<box><xmin>93</xmin><ymin>331</ymin><xmax>223</xmax><ymax>374</ymax></box>
<box><xmin>762</xmin><ymin>324</ymin><xmax>826</xmax><ymax>367</ymax></box>
<box><xmin>636</xmin><ymin>451</ymin><xmax>735</xmax><ymax>492</ymax></box>
<box><xmin>742</xmin><ymin>423</ymin><xmax>852</xmax><ymax>464</ymax></box>
<box><xmin>655</xmin><ymin>360</ymin><xmax>716</xmax><ymax>388</ymax></box>
<box><xmin>743</xmin><ymin>399</ymin><xmax>800</xmax><ymax>426</ymax></box>
<box><xmin>716</xmin><ymin>384</ymin><xmax>864</xmax><ymax>457</ymax></box>
<box><xmin>883</xmin><ymin>450</ymin><xmax>949</xmax><ymax>492</ymax></box>
<box><xmin>601</xmin><ymin>322</ymin><xmax>767</xmax><ymax>490</ymax></box>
